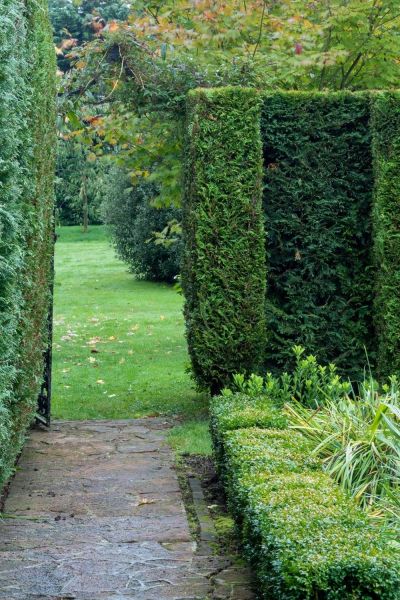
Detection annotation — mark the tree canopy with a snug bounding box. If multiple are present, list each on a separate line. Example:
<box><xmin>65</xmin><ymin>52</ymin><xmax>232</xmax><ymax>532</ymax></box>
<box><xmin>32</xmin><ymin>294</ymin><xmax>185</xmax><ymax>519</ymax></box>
<box><xmin>58</xmin><ymin>0</ymin><xmax>400</xmax><ymax>207</ymax></box>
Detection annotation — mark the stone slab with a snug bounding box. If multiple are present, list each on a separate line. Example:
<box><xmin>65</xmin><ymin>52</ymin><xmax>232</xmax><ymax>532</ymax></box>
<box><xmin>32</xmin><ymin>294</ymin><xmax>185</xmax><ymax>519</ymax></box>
<box><xmin>0</xmin><ymin>419</ymin><xmax>254</xmax><ymax>599</ymax></box>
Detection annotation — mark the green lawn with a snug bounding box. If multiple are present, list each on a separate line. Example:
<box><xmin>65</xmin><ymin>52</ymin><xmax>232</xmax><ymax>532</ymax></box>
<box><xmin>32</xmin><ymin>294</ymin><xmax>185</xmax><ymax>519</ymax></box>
<box><xmin>52</xmin><ymin>226</ymin><xmax>211</xmax><ymax>453</ymax></box>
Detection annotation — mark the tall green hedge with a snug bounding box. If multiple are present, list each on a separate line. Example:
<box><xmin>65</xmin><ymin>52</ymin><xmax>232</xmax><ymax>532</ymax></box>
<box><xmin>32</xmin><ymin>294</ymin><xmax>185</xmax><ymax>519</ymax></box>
<box><xmin>0</xmin><ymin>0</ymin><xmax>56</xmax><ymax>487</ymax></box>
<box><xmin>371</xmin><ymin>92</ymin><xmax>400</xmax><ymax>380</ymax></box>
<box><xmin>262</xmin><ymin>92</ymin><xmax>375</xmax><ymax>378</ymax></box>
<box><xmin>182</xmin><ymin>88</ymin><xmax>267</xmax><ymax>393</ymax></box>
<box><xmin>184</xmin><ymin>88</ymin><xmax>400</xmax><ymax>388</ymax></box>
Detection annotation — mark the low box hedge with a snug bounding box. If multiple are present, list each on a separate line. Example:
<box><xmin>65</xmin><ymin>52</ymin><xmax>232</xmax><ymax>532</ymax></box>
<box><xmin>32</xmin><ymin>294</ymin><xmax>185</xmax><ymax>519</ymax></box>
<box><xmin>242</xmin><ymin>469</ymin><xmax>399</xmax><ymax>599</ymax></box>
<box><xmin>210</xmin><ymin>393</ymin><xmax>286</xmax><ymax>469</ymax></box>
<box><xmin>210</xmin><ymin>394</ymin><xmax>400</xmax><ymax>599</ymax></box>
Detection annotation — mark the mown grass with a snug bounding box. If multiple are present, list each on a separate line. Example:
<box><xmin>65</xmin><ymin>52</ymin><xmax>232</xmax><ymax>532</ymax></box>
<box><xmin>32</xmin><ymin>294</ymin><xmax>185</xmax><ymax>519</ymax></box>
<box><xmin>52</xmin><ymin>226</ymin><xmax>211</xmax><ymax>453</ymax></box>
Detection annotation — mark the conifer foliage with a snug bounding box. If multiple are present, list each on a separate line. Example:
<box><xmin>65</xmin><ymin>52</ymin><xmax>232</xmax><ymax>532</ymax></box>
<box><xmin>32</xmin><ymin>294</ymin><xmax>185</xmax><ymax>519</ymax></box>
<box><xmin>371</xmin><ymin>92</ymin><xmax>400</xmax><ymax>381</ymax></box>
<box><xmin>0</xmin><ymin>0</ymin><xmax>56</xmax><ymax>487</ymax></box>
<box><xmin>183</xmin><ymin>89</ymin><xmax>400</xmax><ymax>389</ymax></box>
<box><xmin>262</xmin><ymin>92</ymin><xmax>374</xmax><ymax>377</ymax></box>
<box><xmin>183</xmin><ymin>88</ymin><xmax>266</xmax><ymax>393</ymax></box>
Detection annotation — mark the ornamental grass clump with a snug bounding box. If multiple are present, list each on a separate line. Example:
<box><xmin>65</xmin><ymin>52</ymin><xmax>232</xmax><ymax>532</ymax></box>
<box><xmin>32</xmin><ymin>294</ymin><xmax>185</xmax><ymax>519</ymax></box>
<box><xmin>285</xmin><ymin>375</ymin><xmax>400</xmax><ymax>523</ymax></box>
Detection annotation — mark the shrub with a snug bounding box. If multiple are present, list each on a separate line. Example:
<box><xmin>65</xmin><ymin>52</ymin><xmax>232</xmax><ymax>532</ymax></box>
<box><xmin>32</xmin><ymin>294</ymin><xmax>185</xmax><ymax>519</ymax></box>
<box><xmin>182</xmin><ymin>87</ymin><xmax>266</xmax><ymax>393</ymax></box>
<box><xmin>102</xmin><ymin>167</ymin><xmax>182</xmax><ymax>283</ymax></box>
<box><xmin>222</xmin><ymin>346</ymin><xmax>351</xmax><ymax>408</ymax></box>
<box><xmin>371</xmin><ymin>91</ymin><xmax>400</xmax><ymax>380</ymax></box>
<box><xmin>261</xmin><ymin>91</ymin><xmax>375</xmax><ymax>378</ymax></box>
<box><xmin>0</xmin><ymin>0</ymin><xmax>56</xmax><ymax>487</ymax></box>
<box><xmin>224</xmin><ymin>428</ymin><xmax>400</xmax><ymax>599</ymax></box>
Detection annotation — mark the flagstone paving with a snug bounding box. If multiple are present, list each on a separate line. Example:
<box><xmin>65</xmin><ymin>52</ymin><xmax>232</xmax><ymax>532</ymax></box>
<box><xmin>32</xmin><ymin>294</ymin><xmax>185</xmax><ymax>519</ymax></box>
<box><xmin>0</xmin><ymin>419</ymin><xmax>254</xmax><ymax>599</ymax></box>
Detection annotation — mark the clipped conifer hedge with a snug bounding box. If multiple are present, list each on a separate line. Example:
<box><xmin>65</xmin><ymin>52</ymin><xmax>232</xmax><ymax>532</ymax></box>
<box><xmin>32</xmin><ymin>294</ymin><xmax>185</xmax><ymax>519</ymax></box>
<box><xmin>262</xmin><ymin>92</ymin><xmax>374</xmax><ymax>378</ymax></box>
<box><xmin>0</xmin><ymin>0</ymin><xmax>56</xmax><ymax>488</ymax></box>
<box><xmin>371</xmin><ymin>91</ymin><xmax>400</xmax><ymax>380</ymax></box>
<box><xmin>183</xmin><ymin>88</ymin><xmax>400</xmax><ymax>389</ymax></box>
<box><xmin>182</xmin><ymin>88</ymin><xmax>267</xmax><ymax>393</ymax></box>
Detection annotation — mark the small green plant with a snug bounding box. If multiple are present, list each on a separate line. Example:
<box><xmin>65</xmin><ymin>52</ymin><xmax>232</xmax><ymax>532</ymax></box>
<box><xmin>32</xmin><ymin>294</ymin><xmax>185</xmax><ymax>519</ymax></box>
<box><xmin>223</xmin><ymin>346</ymin><xmax>351</xmax><ymax>408</ymax></box>
<box><xmin>285</xmin><ymin>374</ymin><xmax>400</xmax><ymax>522</ymax></box>
<box><xmin>230</xmin><ymin>373</ymin><xmax>264</xmax><ymax>397</ymax></box>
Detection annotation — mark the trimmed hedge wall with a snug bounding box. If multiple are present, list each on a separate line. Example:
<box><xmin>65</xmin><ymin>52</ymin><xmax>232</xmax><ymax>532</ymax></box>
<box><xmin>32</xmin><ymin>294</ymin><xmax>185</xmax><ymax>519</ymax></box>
<box><xmin>262</xmin><ymin>92</ymin><xmax>374</xmax><ymax>377</ymax></box>
<box><xmin>371</xmin><ymin>92</ymin><xmax>400</xmax><ymax>380</ymax></box>
<box><xmin>183</xmin><ymin>88</ymin><xmax>400</xmax><ymax>388</ymax></box>
<box><xmin>210</xmin><ymin>393</ymin><xmax>286</xmax><ymax>470</ymax></box>
<box><xmin>182</xmin><ymin>88</ymin><xmax>267</xmax><ymax>393</ymax></box>
<box><xmin>0</xmin><ymin>0</ymin><xmax>56</xmax><ymax>487</ymax></box>
<box><xmin>210</xmin><ymin>395</ymin><xmax>400</xmax><ymax>599</ymax></box>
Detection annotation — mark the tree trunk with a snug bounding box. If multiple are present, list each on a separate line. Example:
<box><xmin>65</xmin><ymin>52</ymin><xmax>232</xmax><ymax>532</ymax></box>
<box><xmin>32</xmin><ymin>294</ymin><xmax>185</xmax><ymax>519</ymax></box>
<box><xmin>80</xmin><ymin>175</ymin><xmax>88</xmax><ymax>233</ymax></box>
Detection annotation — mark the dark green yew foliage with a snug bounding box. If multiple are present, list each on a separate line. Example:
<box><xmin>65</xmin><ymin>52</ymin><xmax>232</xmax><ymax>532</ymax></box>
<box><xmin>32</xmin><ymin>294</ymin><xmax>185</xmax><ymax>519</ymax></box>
<box><xmin>262</xmin><ymin>92</ymin><xmax>375</xmax><ymax>377</ymax></box>
<box><xmin>0</xmin><ymin>0</ymin><xmax>56</xmax><ymax>488</ymax></box>
<box><xmin>182</xmin><ymin>88</ymin><xmax>267</xmax><ymax>393</ymax></box>
<box><xmin>371</xmin><ymin>92</ymin><xmax>400</xmax><ymax>380</ymax></box>
<box><xmin>184</xmin><ymin>88</ymin><xmax>400</xmax><ymax>388</ymax></box>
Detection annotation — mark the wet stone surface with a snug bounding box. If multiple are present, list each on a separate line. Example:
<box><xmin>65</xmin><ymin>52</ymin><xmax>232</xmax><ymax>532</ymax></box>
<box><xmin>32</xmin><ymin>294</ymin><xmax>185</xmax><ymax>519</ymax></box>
<box><xmin>0</xmin><ymin>419</ymin><xmax>254</xmax><ymax>599</ymax></box>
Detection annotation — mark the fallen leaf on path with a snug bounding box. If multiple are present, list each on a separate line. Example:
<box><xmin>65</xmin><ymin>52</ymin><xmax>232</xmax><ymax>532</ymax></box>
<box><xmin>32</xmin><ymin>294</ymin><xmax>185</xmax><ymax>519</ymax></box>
<box><xmin>134</xmin><ymin>498</ymin><xmax>156</xmax><ymax>507</ymax></box>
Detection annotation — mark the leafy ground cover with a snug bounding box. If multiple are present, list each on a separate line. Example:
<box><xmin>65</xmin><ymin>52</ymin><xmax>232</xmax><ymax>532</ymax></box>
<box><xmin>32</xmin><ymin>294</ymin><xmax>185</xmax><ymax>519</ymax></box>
<box><xmin>52</xmin><ymin>226</ymin><xmax>210</xmax><ymax>453</ymax></box>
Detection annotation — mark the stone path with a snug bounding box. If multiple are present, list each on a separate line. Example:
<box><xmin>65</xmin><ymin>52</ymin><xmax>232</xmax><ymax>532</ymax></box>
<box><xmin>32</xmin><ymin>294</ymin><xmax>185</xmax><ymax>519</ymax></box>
<box><xmin>0</xmin><ymin>419</ymin><xmax>254</xmax><ymax>600</ymax></box>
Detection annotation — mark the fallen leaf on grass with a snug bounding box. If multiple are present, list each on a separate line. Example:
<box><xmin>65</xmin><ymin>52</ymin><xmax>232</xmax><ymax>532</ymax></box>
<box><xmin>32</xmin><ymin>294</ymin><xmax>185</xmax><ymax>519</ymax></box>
<box><xmin>96</xmin><ymin>379</ymin><xmax>105</xmax><ymax>385</ymax></box>
<box><xmin>61</xmin><ymin>331</ymin><xmax>78</xmax><ymax>342</ymax></box>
